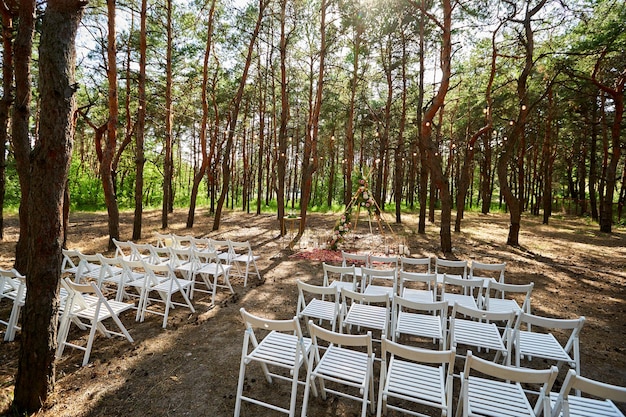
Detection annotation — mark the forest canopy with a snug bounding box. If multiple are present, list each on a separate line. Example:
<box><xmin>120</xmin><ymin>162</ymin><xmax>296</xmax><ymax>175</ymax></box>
<box><xmin>1</xmin><ymin>0</ymin><xmax>625</xmax><ymax>247</ymax></box>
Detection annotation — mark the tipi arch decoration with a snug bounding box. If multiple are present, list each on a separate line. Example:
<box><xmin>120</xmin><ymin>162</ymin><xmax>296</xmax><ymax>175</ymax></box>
<box><xmin>328</xmin><ymin>170</ymin><xmax>396</xmax><ymax>250</ymax></box>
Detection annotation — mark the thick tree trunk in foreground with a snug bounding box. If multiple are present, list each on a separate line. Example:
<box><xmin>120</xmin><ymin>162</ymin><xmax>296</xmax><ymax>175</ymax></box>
<box><xmin>13</xmin><ymin>0</ymin><xmax>84</xmax><ymax>412</ymax></box>
<box><xmin>12</xmin><ymin>0</ymin><xmax>35</xmax><ymax>272</ymax></box>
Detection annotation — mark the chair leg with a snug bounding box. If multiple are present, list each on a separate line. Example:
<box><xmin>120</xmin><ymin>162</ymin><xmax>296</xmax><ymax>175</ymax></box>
<box><xmin>234</xmin><ymin>338</ymin><xmax>249</xmax><ymax>417</ymax></box>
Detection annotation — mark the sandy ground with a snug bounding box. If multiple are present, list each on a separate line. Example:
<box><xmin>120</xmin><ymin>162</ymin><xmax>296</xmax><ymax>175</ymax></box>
<box><xmin>0</xmin><ymin>208</ymin><xmax>624</xmax><ymax>416</ymax></box>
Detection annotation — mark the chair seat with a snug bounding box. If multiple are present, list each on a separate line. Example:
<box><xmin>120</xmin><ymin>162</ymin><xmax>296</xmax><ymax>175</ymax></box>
<box><xmin>549</xmin><ymin>392</ymin><xmax>624</xmax><ymax>417</ymax></box>
<box><xmin>300</xmin><ymin>299</ymin><xmax>339</xmax><ymax>323</ymax></box>
<box><xmin>198</xmin><ymin>263</ymin><xmax>231</xmax><ymax>277</ymax></box>
<box><xmin>151</xmin><ymin>277</ymin><xmax>193</xmax><ymax>294</ymax></box>
<box><xmin>402</xmin><ymin>288</ymin><xmax>433</xmax><ymax>303</ymax></box>
<box><xmin>363</xmin><ymin>285</ymin><xmax>395</xmax><ymax>299</ymax></box>
<box><xmin>344</xmin><ymin>303</ymin><xmax>388</xmax><ymax>331</ymax></box>
<box><xmin>465</xmin><ymin>374</ymin><xmax>535</xmax><ymax>417</ymax></box>
<box><xmin>233</xmin><ymin>253</ymin><xmax>260</xmax><ymax>263</ymax></box>
<box><xmin>385</xmin><ymin>358</ymin><xmax>446</xmax><ymax>407</ymax></box>
<box><xmin>443</xmin><ymin>293</ymin><xmax>477</xmax><ymax>309</ymax></box>
<box><xmin>486</xmin><ymin>298</ymin><xmax>522</xmax><ymax>314</ymax></box>
<box><xmin>453</xmin><ymin>319</ymin><xmax>506</xmax><ymax>352</ymax></box>
<box><xmin>518</xmin><ymin>331</ymin><xmax>573</xmax><ymax>363</ymax></box>
<box><xmin>329</xmin><ymin>281</ymin><xmax>356</xmax><ymax>292</ymax></box>
<box><xmin>396</xmin><ymin>311</ymin><xmax>443</xmax><ymax>340</ymax></box>
<box><xmin>248</xmin><ymin>331</ymin><xmax>311</xmax><ymax>368</ymax></box>
<box><xmin>72</xmin><ymin>299</ymin><xmax>134</xmax><ymax>323</ymax></box>
<box><xmin>314</xmin><ymin>344</ymin><xmax>370</xmax><ymax>386</ymax></box>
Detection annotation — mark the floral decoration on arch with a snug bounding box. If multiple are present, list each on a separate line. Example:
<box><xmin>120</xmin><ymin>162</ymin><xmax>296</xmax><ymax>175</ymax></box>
<box><xmin>328</xmin><ymin>171</ymin><xmax>376</xmax><ymax>250</ymax></box>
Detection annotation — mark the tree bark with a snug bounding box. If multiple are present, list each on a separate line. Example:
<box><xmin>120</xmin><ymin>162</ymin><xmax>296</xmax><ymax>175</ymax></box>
<box><xmin>13</xmin><ymin>0</ymin><xmax>84</xmax><ymax>412</ymax></box>
<box><xmin>162</xmin><ymin>0</ymin><xmax>173</xmax><ymax>229</ymax></box>
<box><xmin>0</xmin><ymin>4</ymin><xmax>15</xmax><ymax>240</ymax></box>
<box><xmin>413</xmin><ymin>0</ymin><xmax>452</xmax><ymax>253</ymax></box>
<box><xmin>132</xmin><ymin>0</ymin><xmax>147</xmax><ymax>240</ymax></box>
<box><xmin>187</xmin><ymin>0</ymin><xmax>216</xmax><ymax>228</ymax></box>
<box><xmin>102</xmin><ymin>0</ymin><xmax>120</xmax><ymax>249</ymax></box>
<box><xmin>213</xmin><ymin>0</ymin><xmax>267</xmax><ymax>231</ymax></box>
<box><xmin>11</xmin><ymin>0</ymin><xmax>35</xmax><ymax>272</ymax></box>
<box><xmin>498</xmin><ymin>0</ymin><xmax>547</xmax><ymax>246</ymax></box>
<box><xmin>298</xmin><ymin>0</ymin><xmax>326</xmax><ymax>238</ymax></box>
<box><xmin>276</xmin><ymin>0</ymin><xmax>288</xmax><ymax>234</ymax></box>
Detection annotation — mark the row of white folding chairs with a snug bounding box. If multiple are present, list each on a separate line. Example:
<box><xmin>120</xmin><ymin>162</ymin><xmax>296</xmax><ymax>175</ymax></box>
<box><xmin>154</xmin><ymin>233</ymin><xmax>261</xmax><ymax>287</ymax></box>
<box><xmin>64</xmin><ymin>244</ymin><xmax>230</xmax><ymax>300</ymax></box>
<box><xmin>0</xmin><ymin>268</ymin><xmax>134</xmax><ymax>367</ymax></box>
<box><xmin>341</xmin><ymin>251</ymin><xmax>507</xmax><ymax>283</ymax></box>
<box><xmin>236</xmin><ymin>307</ymin><xmax>622</xmax><ymax>417</ymax></box>
<box><xmin>63</xmin><ymin>246</ymin><xmax>233</xmax><ymax>326</ymax></box>
<box><xmin>323</xmin><ymin>262</ymin><xmax>532</xmax><ymax>317</ymax></box>
<box><xmin>297</xmin><ymin>280</ymin><xmax>585</xmax><ymax>379</ymax></box>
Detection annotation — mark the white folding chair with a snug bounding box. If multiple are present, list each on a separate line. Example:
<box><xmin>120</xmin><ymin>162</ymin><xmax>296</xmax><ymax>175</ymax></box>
<box><xmin>391</xmin><ymin>296</ymin><xmax>448</xmax><ymax>350</ymax></box>
<box><xmin>469</xmin><ymin>260</ymin><xmax>506</xmax><ymax>284</ymax></box>
<box><xmin>95</xmin><ymin>254</ymin><xmax>126</xmax><ymax>300</ymax></box>
<box><xmin>400</xmin><ymin>256</ymin><xmax>432</xmax><ymax>273</ymax></box>
<box><xmin>135</xmin><ymin>261</ymin><xmax>195</xmax><ymax>328</ymax></box>
<box><xmin>56</xmin><ymin>277</ymin><xmax>134</xmax><ymax>366</ymax></box>
<box><xmin>514</xmin><ymin>312</ymin><xmax>585</xmax><ymax>377</ymax></box>
<box><xmin>398</xmin><ymin>270</ymin><xmax>436</xmax><ymax>303</ymax></box>
<box><xmin>172</xmin><ymin>234</ymin><xmax>194</xmax><ymax>249</ymax></box>
<box><xmin>362</xmin><ymin>267</ymin><xmax>397</xmax><ymax>300</ymax></box>
<box><xmin>483</xmin><ymin>281</ymin><xmax>533</xmax><ymax>315</ymax></box>
<box><xmin>62</xmin><ymin>249</ymin><xmax>81</xmax><ymax>276</ymax></box>
<box><xmin>435</xmin><ymin>258</ymin><xmax>468</xmax><ymax>282</ymax></box>
<box><xmin>449</xmin><ymin>303</ymin><xmax>516</xmax><ymax>365</ymax></box>
<box><xmin>457</xmin><ymin>350</ymin><xmax>559</xmax><ymax>417</ymax></box>
<box><xmin>112</xmin><ymin>239</ymin><xmax>142</xmax><ymax>262</ymax></box>
<box><xmin>0</xmin><ymin>269</ymin><xmax>26</xmax><ymax>342</ymax></box>
<box><xmin>377</xmin><ymin>339</ymin><xmax>455</xmax><ymax>417</ymax></box>
<box><xmin>551</xmin><ymin>369</ymin><xmax>626</xmax><ymax>417</ymax></box>
<box><xmin>154</xmin><ymin>232</ymin><xmax>174</xmax><ymax>248</ymax></box>
<box><xmin>194</xmin><ymin>249</ymin><xmax>234</xmax><ymax>304</ymax></box>
<box><xmin>234</xmin><ymin>308</ymin><xmax>315</xmax><ymax>417</ymax></box>
<box><xmin>131</xmin><ymin>243</ymin><xmax>168</xmax><ymax>265</ymax></box>
<box><xmin>340</xmin><ymin>288</ymin><xmax>390</xmax><ymax>341</ymax></box>
<box><xmin>75</xmin><ymin>251</ymin><xmax>103</xmax><ymax>283</ymax></box>
<box><xmin>230</xmin><ymin>240</ymin><xmax>261</xmax><ymax>287</ymax></box>
<box><xmin>210</xmin><ymin>238</ymin><xmax>233</xmax><ymax>264</ymax></box>
<box><xmin>302</xmin><ymin>321</ymin><xmax>375</xmax><ymax>417</ymax></box>
<box><xmin>296</xmin><ymin>280</ymin><xmax>341</xmax><ymax>332</ymax></box>
<box><xmin>341</xmin><ymin>251</ymin><xmax>369</xmax><ymax>284</ymax></box>
<box><xmin>369</xmin><ymin>255</ymin><xmax>399</xmax><ymax>270</ymax></box>
<box><xmin>322</xmin><ymin>263</ymin><xmax>358</xmax><ymax>293</ymax></box>
<box><xmin>440</xmin><ymin>274</ymin><xmax>485</xmax><ymax>310</ymax></box>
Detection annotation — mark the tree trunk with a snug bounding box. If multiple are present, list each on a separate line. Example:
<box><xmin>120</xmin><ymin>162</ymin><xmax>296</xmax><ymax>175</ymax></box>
<box><xmin>213</xmin><ymin>0</ymin><xmax>267</xmax><ymax>231</ymax></box>
<box><xmin>498</xmin><ymin>0</ymin><xmax>547</xmax><ymax>247</ymax></box>
<box><xmin>344</xmin><ymin>24</ymin><xmax>361</xmax><ymax>207</ymax></box>
<box><xmin>277</xmin><ymin>22</ymin><xmax>288</xmax><ymax>228</ymax></box>
<box><xmin>416</xmin><ymin>0</ymin><xmax>427</xmax><ymax>234</ymax></box>
<box><xmin>13</xmin><ymin>1</ymin><xmax>84</xmax><ymax>412</ymax></box>
<box><xmin>12</xmin><ymin>0</ymin><xmax>35</xmax><ymax>273</ymax></box>
<box><xmin>0</xmin><ymin>5</ymin><xmax>15</xmax><ymax>240</ymax></box>
<box><xmin>395</xmin><ymin>29</ymin><xmax>408</xmax><ymax>224</ymax></box>
<box><xmin>542</xmin><ymin>86</ymin><xmax>554</xmax><ymax>224</ymax></box>
<box><xmin>132</xmin><ymin>0</ymin><xmax>147</xmax><ymax>240</ymax></box>
<box><xmin>187</xmin><ymin>0</ymin><xmax>216</xmax><ymax>228</ymax></box>
<box><xmin>588</xmin><ymin>95</ymin><xmax>599</xmax><ymax>221</ymax></box>
<box><xmin>414</xmin><ymin>0</ymin><xmax>452</xmax><ymax>253</ymax></box>
<box><xmin>102</xmin><ymin>0</ymin><xmax>120</xmax><ymax>250</ymax></box>
<box><xmin>297</xmin><ymin>0</ymin><xmax>326</xmax><ymax>238</ymax></box>
<box><xmin>162</xmin><ymin>0</ymin><xmax>173</xmax><ymax>229</ymax></box>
